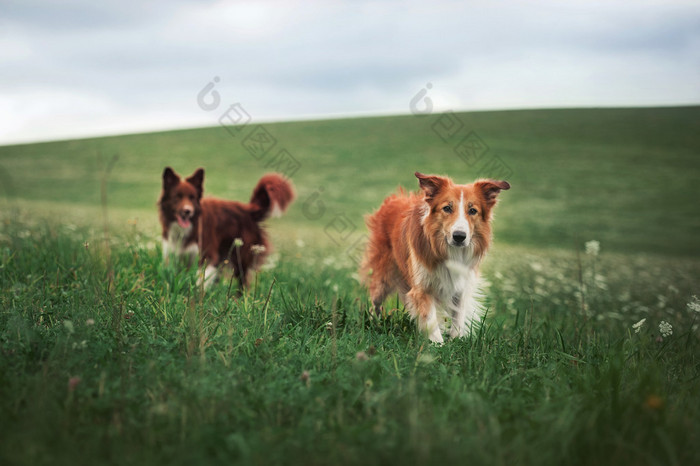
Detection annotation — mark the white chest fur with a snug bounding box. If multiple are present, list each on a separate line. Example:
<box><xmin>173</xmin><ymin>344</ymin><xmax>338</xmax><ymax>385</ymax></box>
<box><xmin>411</xmin><ymin>246</ymin><xmax>485</xmax><ymax>340</ymax></box>
<box><xmin>162</xmin><ymin>222</ymin><xmax>198</xmax><ymax>263</ymax></box>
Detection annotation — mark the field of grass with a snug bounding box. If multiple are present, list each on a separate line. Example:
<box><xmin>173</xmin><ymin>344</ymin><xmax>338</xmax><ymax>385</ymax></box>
<box><xmin>1</xmin><ymin>107</ymin><xmax>699</xmax><ymax>465</ymax></box>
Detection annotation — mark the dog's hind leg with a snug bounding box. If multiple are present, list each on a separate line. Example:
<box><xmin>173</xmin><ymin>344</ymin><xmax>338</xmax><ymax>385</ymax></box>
<box><xmin>368</xmin><ymin>276</ymin><xmax>392</xmax><ymax>315</ymax></box>
<box><xmin>234</xmin><ymin>266</ymin><xmax>250</xmax><ymax>294</ymax></box>
<box><xmin>362</xmin><ymin>241</ymin><xmax>395</xmax><ymax>315</ymax></box>
<box><xmin>365</xmin><ymin>252</ymin><xmax>397</xmax><ymax>315</ymax></box>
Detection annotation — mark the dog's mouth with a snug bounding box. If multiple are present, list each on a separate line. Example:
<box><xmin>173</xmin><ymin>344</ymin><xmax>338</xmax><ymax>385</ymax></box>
<box><xmin>176</xmin><ymin>213</ymin><xmax>192</xmax><ymax>229</ymax></box>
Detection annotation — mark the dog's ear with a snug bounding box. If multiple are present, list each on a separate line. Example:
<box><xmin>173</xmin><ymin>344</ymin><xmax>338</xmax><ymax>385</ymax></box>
<box><xmin>186</xmin><ymin>168</ymin><xmax>205</xmax><ymax>198</ymax></box>
<box><xmin>415</xmin><ymin>172</ymin><xmax>448</xmax><ymax>200</ymax></box>
<box><xmin>163</xmin><ymin>167</ymin><xmax>180</xmax><ymax>189</ymax></box>
<box><xmin>475</xmin><ymin>179</ymin><xmax>510</xmax><ymax>207</ymax></box>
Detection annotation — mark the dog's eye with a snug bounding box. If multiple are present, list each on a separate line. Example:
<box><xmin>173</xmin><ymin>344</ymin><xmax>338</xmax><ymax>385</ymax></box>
<box><xmin>189</xmin><ymin>195</ymin><xmax>195</xmax><ymax>201</ymax></box>
<box><xmin>468</xmin><ymin>207</ymin><xmax>478</xmax><ymax>216</ymax></box>
<box><xmin>442</xmin><ymin>205</ymin><xmax>453</xmax><ymax>214</ymax></box>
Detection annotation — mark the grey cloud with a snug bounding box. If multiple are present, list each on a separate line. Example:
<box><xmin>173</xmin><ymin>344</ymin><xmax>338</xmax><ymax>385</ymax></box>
<box><xmin>0</xmin><ymin>0</ymin><xmax>698</xmax><ymax>144</ymax></box>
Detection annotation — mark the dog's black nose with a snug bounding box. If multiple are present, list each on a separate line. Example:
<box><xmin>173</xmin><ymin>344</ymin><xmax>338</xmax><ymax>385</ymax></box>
<box><xmin>452</xmin><ymin>231</ymin><xmax>467</xmax><ymax>244</ymax></box>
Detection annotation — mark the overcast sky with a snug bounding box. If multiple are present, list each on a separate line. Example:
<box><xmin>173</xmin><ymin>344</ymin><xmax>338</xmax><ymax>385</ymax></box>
<box><xmin>1</xmin><ymin>0</ymin><xmax>699</xmax><ymax>145</ymax></box>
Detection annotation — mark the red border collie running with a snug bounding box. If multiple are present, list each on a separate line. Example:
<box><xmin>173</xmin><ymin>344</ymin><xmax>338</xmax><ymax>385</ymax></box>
<box><xmin>158</xmin><ymin>167</ymin><xmax>294</xmax><ymax>289</ymax></box>
<box><xmin>361</xmin><ymin>172</ymin><xmax>509</xmax><ymax>344</ymax></box>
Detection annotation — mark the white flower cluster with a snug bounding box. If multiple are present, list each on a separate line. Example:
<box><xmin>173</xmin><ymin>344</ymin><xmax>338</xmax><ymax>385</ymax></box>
<box><xmin>687</xmin><ymin>295</ymin><xmax>700</xmax><ymax>313</ymax></box>
<box><xmin>585</xmin><ymin>240</ymin><xmax>600</xmax><ymax>257</ymax></box>
<box><xmin>251</xmin><ymin>244</ymin><xmax>266</xmax><ymax>255</ymax></box>
<box><xmin>632</xmin><ymin>318</ymin><xmax>646</xmax><ymax>334</ymax></box>
<box><xmin>659</xmin><ymin>321</ymin><xmax>673</xmax><ymax>338</ymax></box>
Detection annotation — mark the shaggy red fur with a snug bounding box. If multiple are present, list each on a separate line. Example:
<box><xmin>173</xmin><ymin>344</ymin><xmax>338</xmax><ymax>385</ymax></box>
<box><xmin>158</xmin><ymin>167</ymin><xmax>294</xmax><ymax>289</ymax></box>
<box><xmin>361</xmin><ymin>172</ymin><xmax>509</xmax><ymax>343</ymax></box>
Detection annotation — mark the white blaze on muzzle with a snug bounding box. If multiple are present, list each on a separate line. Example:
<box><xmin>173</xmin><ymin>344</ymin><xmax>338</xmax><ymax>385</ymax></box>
<box><xmin>450</xmin><ymin>191</ymin><xmax>470</xmax><ymax>245</ymax></box>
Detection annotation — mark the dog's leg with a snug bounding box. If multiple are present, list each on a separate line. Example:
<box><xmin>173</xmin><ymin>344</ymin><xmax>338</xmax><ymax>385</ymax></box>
<box><xmin>196</xmin><ymin>264</ymin><xmax>218</xmax><ymax>289</ymax></box>
<box><xmin>407</xmin><ymin>288</ymin><xmax>444</xmax><ymax>344</ymax></box>
<box><xmin>162</xmin><ymin>239</ymin><xmax>170</xmax><ymax>264</ymax></box>
<box><xmin>197</xmin><ymin>247</ymin><xmax>220</xmax><ymax>289</ymax></box>
<box><xmin>362</xmin><ymin>229</ymin><xmax>393</xmax><ymax>314</ymax></box>
<box><xmin>183</xmin><ymin>242</ymin><xmax>199</xmax><ymax>267</ymax></box>
<box><xmin>229</xmin><ymin>246</ymin><xmax>250</xmax><ymax>294</ymax></box>
<box><xmin>234</xmin><ymin>267</ymin><xmax>249</xmax><ymax>294</ymax></box>
<box><xmin>204</xmin><ymin>264</ymin><xmax>218</xmax><ymax>288</ymax></box>
<box><xmin>449</xmin><ymin>292</ymin><xmax>467</xmax><ymax>339</ymax></box>
<box><xmin>369</xmin><ymin>278</ymin><xmax>392</xmax><ymax>315</ymax></box>
<box><xmin>364</xmin><ymin>251</ymin><xmax>395</xmax><ymax>315</ymax></box>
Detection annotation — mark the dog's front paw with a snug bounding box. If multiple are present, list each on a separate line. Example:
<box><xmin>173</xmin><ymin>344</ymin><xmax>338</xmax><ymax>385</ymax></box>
<box><xmin>428</xmin><ymin>327</ymin><xmax>444</xmax><ymax>345</ymax></box>
<box><xmin>449</xmin><ymin>325</ymin><xmax>467</xmax><ymax>339</ymax></box>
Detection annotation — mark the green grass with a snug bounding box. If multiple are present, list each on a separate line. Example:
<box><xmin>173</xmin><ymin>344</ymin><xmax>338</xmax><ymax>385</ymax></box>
<box><xmin>1</xmin><ymin>107</ymin><xmax>699</xmax><ymax>465</ymax></box>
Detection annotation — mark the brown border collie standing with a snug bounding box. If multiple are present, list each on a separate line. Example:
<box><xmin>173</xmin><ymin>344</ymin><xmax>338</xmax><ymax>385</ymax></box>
<box><xmin>158</xmin><ymin>167</ymin><xmax>294</xmax><ymax>289</ymax></box>
<box><xmin>361</xmin><ymin>172</ymin><xmax>509</xmax><ymax>344</ymax></box>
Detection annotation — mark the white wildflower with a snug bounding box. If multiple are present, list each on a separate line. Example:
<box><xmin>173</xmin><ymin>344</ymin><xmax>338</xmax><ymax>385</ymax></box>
<box><xmin>632</xmin><ymin>318</ymin><xmax>646</xmax><ymax>334</ymax></box>
<box><xmin>296</xmin><ymin>239</ymin><xmax>305</xmax><ymax>248</ymax></box>
<box><xmin>585</xmin><ymin>240</ymin><xmax>600</xmax><ymax>256</ymax></box>
<box><xmin>530</xmin><ymin>262</ymin><xmax>543</xmax><ymax>272</ymax></box>
<box><xmin>659</xmin><ymin>321</ymin><xmax>673</xmax><ymax>338</ymax></box>
<box><xmin>332</xmin><ymin>284</ymin><xmax>339</xmax><ymax>293</ymax></box>
<box><xmin>233</xmin><ymin>238</ymin><xmax>244</xmax><ymax>247</ymax></box>
<box><xmin>251</xmin><ymin>244</ymin><xmax>266</xmax><ymax>255</ymax></box>
<box><xmin>687</xmin><ymin>295</ymin><xmax>700</xmax><ymax>313</ymax></box>
<box><xmin>594</xmin><ymin>274</ymin><xmax>607</xmax><ymax>289</ymax></box>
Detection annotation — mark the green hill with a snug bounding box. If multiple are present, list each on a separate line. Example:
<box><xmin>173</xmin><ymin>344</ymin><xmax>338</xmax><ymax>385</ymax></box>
<box><xmin>1</xmin><ymin>106</ymin><xmax>699</xmax><ymax>256</ymax></box>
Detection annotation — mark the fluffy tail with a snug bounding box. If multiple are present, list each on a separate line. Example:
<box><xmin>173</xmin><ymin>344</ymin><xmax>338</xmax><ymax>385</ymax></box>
<box><xmin>249</xmin><ymin>173</ymin><xmax>295</xmax><ymax>221</ymax></box>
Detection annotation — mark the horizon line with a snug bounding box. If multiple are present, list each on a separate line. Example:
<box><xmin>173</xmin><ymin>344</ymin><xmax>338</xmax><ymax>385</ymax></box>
<box><xmin>2</xmin><ymin>103</ymin><xmax>698</xmax><ymax>148</ymax></box>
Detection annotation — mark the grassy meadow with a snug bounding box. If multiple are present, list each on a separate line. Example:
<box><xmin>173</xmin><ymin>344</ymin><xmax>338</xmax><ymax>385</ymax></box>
<box><xmin>1</xmin><ymin>107</ymin><xmax>699</xmax><ymax>465</ymax></box>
